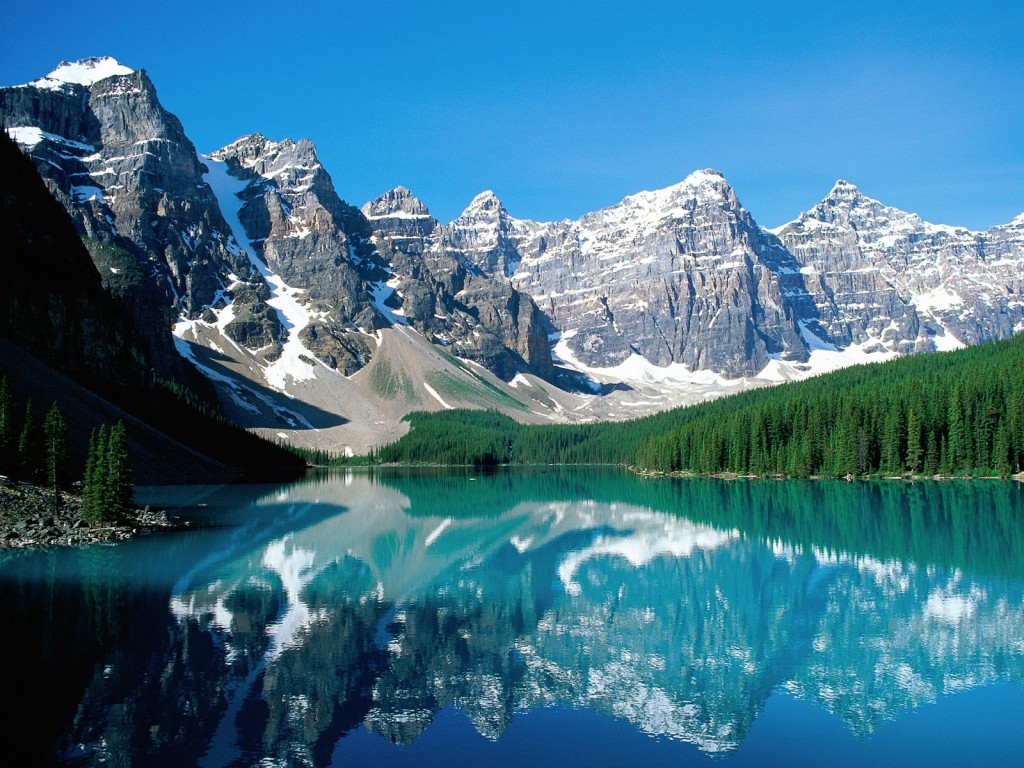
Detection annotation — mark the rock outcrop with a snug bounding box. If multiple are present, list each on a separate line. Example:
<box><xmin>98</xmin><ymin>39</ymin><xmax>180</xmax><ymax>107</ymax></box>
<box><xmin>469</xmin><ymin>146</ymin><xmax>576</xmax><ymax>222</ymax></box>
<box><xmin>208</xmin><ymin>133</ymin><xmax>381</xmax><ymax>374</ymax></box>
<box><xmin>504</xmin><ymin>171</ymin><xmax>818</xmax><ymax>376</ymax></box>
<box><xmin>774</xmin><ymin>180</ymin><xmax>1024</xmax><ymax>353</ymax></box>
<box><xmin>0</xmin><ymin>57</ymin><xmax>273</xmax><ymax>379</ymax></box>
<box><xmin>364</xmin><ymin>187</ymin><xmax>553</xmax><ymax>380</ymax></box>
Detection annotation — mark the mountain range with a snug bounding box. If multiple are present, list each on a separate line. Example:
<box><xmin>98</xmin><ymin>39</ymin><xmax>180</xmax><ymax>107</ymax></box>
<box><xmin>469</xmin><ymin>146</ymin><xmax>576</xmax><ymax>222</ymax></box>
<box><xmin>3</xmin><ymin>57</ymin><xmax>1023</xmax><ymax>454</ymax></box>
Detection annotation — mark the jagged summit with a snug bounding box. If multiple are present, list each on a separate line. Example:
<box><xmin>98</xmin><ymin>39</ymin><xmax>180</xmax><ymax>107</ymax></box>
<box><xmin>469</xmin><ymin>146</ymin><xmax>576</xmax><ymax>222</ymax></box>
<box><xmin>827</xmin><ymin>179</ymin><xmax>862</xmax><ymax>197</ymax></box>
<box><xmin>362</xmin><ymin>186</ymin><xmax>432</xmax><ymax>220</ymax></box>
<box><xmin>209</xmin><ymin>132</ymin><xmax>270</xmax><ymax>158</ymax></box>
<box><xmin>209</xmin><ymin>133</ymin><xmax>322</xmax><ymax>179</ymax></box>
<box><xmin>609</xmin><ymin>168</ymin><xmax>734</xmax><ymax>212</ymax></box>
<box><xmin>683</xmin><ymin>167</ymin><xmax>728</xmax><ymax>186</ymax></box>
<box><xmin>25</xmin><ymin>57</ymin><xmax>134</xmax><ymax>91</ymax></box>
<box><xmin>459</xmin><ymin>189</ymin><xmax>504</xmax><ymax>217</ymax></box>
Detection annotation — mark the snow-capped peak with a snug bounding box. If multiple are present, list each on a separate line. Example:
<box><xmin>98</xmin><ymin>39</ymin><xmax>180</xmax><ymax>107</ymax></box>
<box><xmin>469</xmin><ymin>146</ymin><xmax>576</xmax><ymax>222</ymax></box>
<box><xmin>828</xmin><ymin>179</ymin><xmax>861</xmax><ymax>197</ymax></box>
<box><xmin>456</xmin><ymin>190</ymin><xmax>505</xmax><ymax>221</ymax></box>
<box><xmin>1011</xmin><ymin>211</ymin><xmax>1024</xmax><ymax>227</ymax></box>
<box><xmin>682</xmin><ymin>168</ymin><xmax>728</xmax><ymax>188</ymax></box>
<box><xmin>362</xmin><ymin>186</ymin><xmax>433</xmax><ymax>220</ymax></box>
<box><xmin>589</xmin><ymin>169</ymin><xmax>736</xmax><ymax>228</ymax></box>
<box><xmin>27</xmin><ymin>57</ymin><xmax>134</xmax><ymax>91</ymax></box>
<box><xmin>211</xmin><ymin>132</ymin><xmax>270</xmax><ymax>158</ymax></box>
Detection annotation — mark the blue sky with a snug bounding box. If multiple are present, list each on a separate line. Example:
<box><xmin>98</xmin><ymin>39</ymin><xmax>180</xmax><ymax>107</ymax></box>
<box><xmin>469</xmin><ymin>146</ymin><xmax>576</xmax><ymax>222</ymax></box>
<box><xmin>2</xmin><ymin>1</ymin><xmax>1022</xmax><ymax>229</ymax></box>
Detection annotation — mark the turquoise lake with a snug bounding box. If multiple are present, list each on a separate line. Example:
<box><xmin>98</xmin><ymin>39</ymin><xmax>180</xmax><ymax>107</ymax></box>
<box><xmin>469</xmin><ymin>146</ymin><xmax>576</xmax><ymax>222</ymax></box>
<box><xmin>3</xmin><ymin>468</ymin><xmax>1024</xmax><ymax>766</ymax></box>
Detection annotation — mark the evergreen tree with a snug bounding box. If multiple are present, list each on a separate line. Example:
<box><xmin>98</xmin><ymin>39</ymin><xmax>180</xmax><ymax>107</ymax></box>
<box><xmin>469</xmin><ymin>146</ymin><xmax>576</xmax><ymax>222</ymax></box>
<box><xmin>0</xmin><ymin>376</ymin><xmax>13</xmax><ymax>473</ymax></box>
<box><xmin>17</xmin><ymin>399</ymin><xmax>42</xmax><ymax>482</ymax></box>
<box><xmin>42</xmin><ymin>402</ymin><xmax>68</xmax><ymax>513</ymax></box>
<box><xmin>925</xmin><ymin>430</ymin><xmax>940</xmax><ymax>476</ymax></box>
<box><xmin>905</xmin><ymin>409</ymin><xmax>922</xmax><ymax>474</ymax></box>
<box><xmin>993</xmin><ymin>421</ymin><xmax>1013</xmax><ymax>478</ymax></box>
<box><xmin>947</xmin><ymin>387</ymin><xmax>967</xmax><ymax>472</ymax></box>
<box><xmin>107</xmin><ymin>421</ymin><xmax>133</xmax><ymax>517</ymax></box>
<box><xmin>83</xmin><ymin>428</ymin><xmax>99</xmax><ymax>521</ymax></box>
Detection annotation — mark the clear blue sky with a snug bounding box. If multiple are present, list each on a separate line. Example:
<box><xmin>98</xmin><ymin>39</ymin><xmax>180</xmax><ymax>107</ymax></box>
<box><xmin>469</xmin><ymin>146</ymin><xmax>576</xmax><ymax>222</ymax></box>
<box><xmin>2</xmin><ymin>1</ymin><xmax>1022</xmax><ymax>229</ymax></box>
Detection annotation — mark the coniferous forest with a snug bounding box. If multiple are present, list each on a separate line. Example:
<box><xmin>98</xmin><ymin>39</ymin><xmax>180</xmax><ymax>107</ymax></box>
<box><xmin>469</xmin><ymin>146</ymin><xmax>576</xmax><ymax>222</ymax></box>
<box><xmin>376</xmin><ymin>334</ymin><xmax>1024</xmax><ymax>478</ymax></box>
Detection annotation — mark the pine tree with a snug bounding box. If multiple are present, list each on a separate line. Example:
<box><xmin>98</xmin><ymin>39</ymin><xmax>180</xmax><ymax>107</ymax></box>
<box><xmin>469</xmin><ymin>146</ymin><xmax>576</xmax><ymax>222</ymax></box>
<box><xmin>947</xmin><ymin>387</ymin><xmax>967</xmax><ymax>472</ymax></box>
<box><xmin>42</xmin><ymin>402</ymin><xmax>68</xmax><ymax>513</ymax></box>
<box><xmin>83</xmin><ymin>425</ymin><xmax>109</xmax><ymax>524</ymax></box>
<box><xmin>83</xmin><ymin>428</ymin><xmax>99</xmax><ymax>522</ymax></box>
<box><xmin>993</xmin><ymin>421</ymin><xmax>1013</xmax><ymax>478</ymax></box>
<box><xmin>925</xmin><ymin>430</ymin><xmax>939</xmax><ymax>476</ymax></box>
<box><xmin>17</xmin><ymin>400</ymin><xmax>42</xmax><ymax>482</ymax></box>
<box><xmin>0</xmin><ymin>376</ymin><xmax>13</xmax><ymax>473</ymax></box>
<box><xmin>107</xmin><ymin>421</ymin><xmax>133</xmax><ymax>518</ymax></box>
<box><xmin>905</xmin><ymin>409</ymin><xmax>922</xmax><ymax>474</ymax></box>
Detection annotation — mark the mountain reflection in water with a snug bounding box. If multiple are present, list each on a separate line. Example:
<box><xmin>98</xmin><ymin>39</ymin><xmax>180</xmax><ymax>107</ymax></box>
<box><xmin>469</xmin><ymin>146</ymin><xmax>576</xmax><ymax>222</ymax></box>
<box><xmin>4</xmin><ymin>469</ymin><xmax>1024</xmax><ymax>766</ymax></box>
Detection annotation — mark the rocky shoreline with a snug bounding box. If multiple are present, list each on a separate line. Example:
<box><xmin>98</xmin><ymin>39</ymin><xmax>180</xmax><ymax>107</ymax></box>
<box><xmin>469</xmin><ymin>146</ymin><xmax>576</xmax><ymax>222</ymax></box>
<box><xmin>0</xmin><ymin>477</ymin><xmax>186</xmax><ymax>548</ymax></box>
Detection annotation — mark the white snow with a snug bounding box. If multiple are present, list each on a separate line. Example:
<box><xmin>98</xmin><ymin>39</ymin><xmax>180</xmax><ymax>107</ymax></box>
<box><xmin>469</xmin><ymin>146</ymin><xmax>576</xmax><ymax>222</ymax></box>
<box><xmin>368</xmin><ymin>279</ymin><xmax>409</xmax><ymax>327</ymax></box>
<box><xmin>928</xmin><ymin>326</ymin><xmax>966</xmax><ymax>352</ymax></box>
<box><xmin>26</xmin><ymin>57</ymin><xmax>133</xmax><ymax>90</ymax></box>
<box><xmin>553</xmin><ymin>330</ymin><xmax>738</xmax><ymax>389</ymax></box>
<box><xmin>5</xmin><ymin>125</ymin><xmax>96</xmax><ymax>152</ymax></box>
<box><xmin>758</xmin><ymin>321</ymin><xmax>899</xmax><ymax>381</ymax></box>
<box><xmin>914</xmin><ymin>285</ymin><xmax>963</xmax><ymax>313</ymax></box>
<box><xmin>201</xmin><ymin>154</ymin><xmax>323</xmax><ymax>390</ymax></box>
<box><xmin>364</xmin><ymin>210</ymin><xmax>432</xmax><ymax>220</ymax></box>
<box><xmin>423</xmin><ymin>382</ymin><xmax>454</xmax><ymax>410</ymax></box>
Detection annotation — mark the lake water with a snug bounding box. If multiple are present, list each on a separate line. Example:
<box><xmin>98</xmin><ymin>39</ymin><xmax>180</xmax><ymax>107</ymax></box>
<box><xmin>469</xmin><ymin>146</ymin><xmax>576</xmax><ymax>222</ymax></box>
<box><xmin>3</xmin><ymin>469</ymin><xmax>1024</xmax><ymax>766</ymax></box>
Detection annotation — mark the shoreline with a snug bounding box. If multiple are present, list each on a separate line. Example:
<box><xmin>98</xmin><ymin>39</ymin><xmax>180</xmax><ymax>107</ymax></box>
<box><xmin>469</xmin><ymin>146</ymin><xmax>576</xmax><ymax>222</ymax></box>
<box><xmin>0</xmin><ymin>477</ymin><xmax>187</xmax><ymax>549</ymax></box>
<box><xmin>631</xmin><ymin>468</ymin><xmax>1024</xmax><ymax>481</ymax></box>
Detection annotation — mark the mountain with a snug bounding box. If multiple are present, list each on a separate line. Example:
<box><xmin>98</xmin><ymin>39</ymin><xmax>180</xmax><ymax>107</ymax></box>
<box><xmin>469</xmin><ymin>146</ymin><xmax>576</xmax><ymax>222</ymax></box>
<box><xmin>1</xmin><ymin>59</ymin><xmax>571</xmax><ymax>454</ymax></box>
<box><xmin>0</xmin><ymin>128</ymin><xmax>303</xmax><ymax>482</ymax></box>
<box><xmin>364</xmin><ymin>186</ymin><xmax>553</xmax><ymax>380</ymax></box>
<box><xmin>0</xmin><ymin>128</ymin><xmax>150</xmax><ymax>389</ymax></box>
<box><xmin>4</xmin><ymin>57</ymin><xmax>1024</xmax><ymax>453</ymax></box>
<box><xmin>773</xmin><ymin>180</ymin><xmax>1024</xmax><ymax>355</ymax></box>
<box><xmin>0</xmin><ymin>57</ymin><xmax>274</xmax><ymax>381</ymax></box>
<box><xmin>205</xmin><ymin>132</ymin><xmax>380</xmax><ymax>374</ymax></box>
<box><xmin>496</xmin><ymin>170</ymin><xmax>817</xmax><ymax>377</ymax></box>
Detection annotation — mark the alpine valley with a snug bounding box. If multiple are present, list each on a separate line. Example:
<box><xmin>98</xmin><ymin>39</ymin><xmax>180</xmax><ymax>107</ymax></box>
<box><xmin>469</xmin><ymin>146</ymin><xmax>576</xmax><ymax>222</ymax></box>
<box><xmin>3</xmin><ymin>57</ymin><xmax>1024</xmax><ymax>455</ymax></box>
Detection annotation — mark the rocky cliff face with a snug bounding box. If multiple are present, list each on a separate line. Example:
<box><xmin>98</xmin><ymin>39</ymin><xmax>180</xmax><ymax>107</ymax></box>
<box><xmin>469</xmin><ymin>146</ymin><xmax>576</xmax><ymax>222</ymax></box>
<box><xmin>1</xmin><ymin>58</ymin><xmax>557</xmax><ymax>391</ymax></box>
<box><xmin>0</xmin><ymin>58</ymin><xmax>273</xmax><ymax>379</ymax></box>
<box><xmin>455</xmin><ymin>172</ymin><xmax>1024</xmax><ymax>380</ymax></box>
<box><xmin>498</xmin><ymin>171</ymin><xmax>816</xmax><ymax>377</ymax></box>
<box><xmin>207</xmin><ymin>132</ymin><xmax>382</xmax><ymax>374</ymax></box>
<box><xmin>363</xmin><ymin>187</ymin><xmax>553</xmax><ymax>380</ymax></box>
<box><xmin>774</xmin><ymin>181</ymin><xmax>1024</xmax><ymax>354</ymax></box>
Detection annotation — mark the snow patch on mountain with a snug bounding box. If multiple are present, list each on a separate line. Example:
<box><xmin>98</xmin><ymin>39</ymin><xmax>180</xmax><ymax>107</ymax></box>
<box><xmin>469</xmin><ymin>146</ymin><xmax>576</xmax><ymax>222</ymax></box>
<box><xmin>368</xmin><ymin>277</ymin><xmax>409</xmax><ymax>327</ymax></box>
<box><xmin>757</xmin><ymin>321</ymin><xmax>899</xmax><ymax>382</ymax></box>
<box><xmin>553</xmin><ymin>330</ymin><xmax>743</xmax><ymax>389</ymax></box>
<box><xmin>200</xmin><ymin>154</ymin><xmax>326</xmax><ymax>390</ymax></box>
<box><xmin>5</xmin><ymin>125</ymin><xmax>97</xmax><ymax>152</ymax></box>
<box><xmin>25</xmin><ymin>57</ymin><xmax>134</xmax><ymax>90</ymax></box>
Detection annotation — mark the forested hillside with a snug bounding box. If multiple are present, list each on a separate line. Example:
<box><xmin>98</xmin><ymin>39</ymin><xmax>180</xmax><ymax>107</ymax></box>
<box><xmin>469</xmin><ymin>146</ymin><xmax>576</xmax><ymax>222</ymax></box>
<box><xmin>376</xmin><ymin>334</ymin><xmax>1024</xmax><ymax>478</ymax></box>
